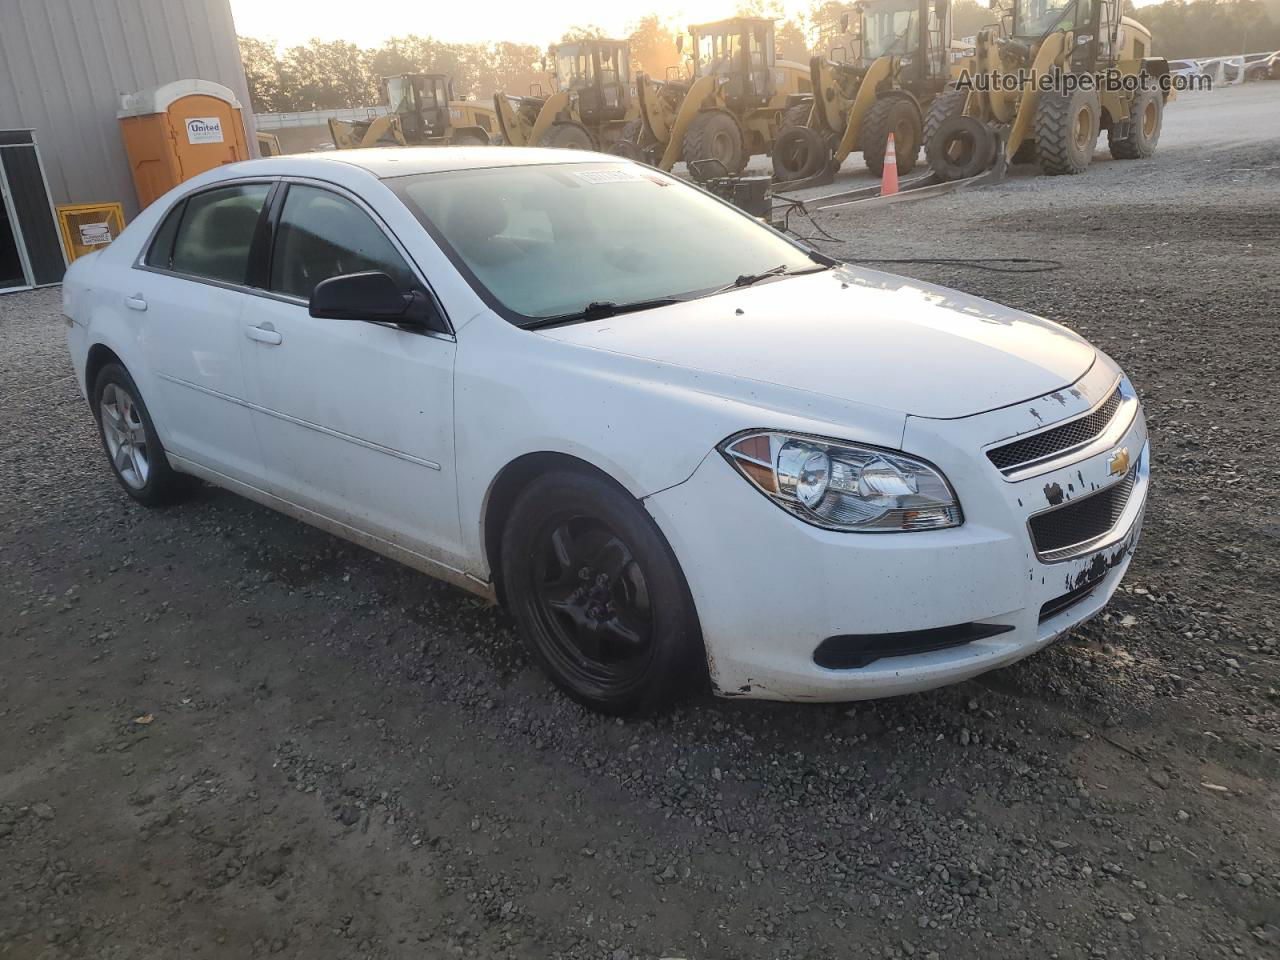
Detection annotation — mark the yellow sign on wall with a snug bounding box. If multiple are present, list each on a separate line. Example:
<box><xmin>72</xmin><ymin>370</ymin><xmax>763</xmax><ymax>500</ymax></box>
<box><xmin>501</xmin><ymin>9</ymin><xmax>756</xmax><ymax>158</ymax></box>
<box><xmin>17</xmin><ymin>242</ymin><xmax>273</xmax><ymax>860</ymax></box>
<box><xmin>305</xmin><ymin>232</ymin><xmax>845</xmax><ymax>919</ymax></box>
<box><xmin>56</xmin><ymin>203</ymin><xmax>127</xmax><ymax>262</ymax></box>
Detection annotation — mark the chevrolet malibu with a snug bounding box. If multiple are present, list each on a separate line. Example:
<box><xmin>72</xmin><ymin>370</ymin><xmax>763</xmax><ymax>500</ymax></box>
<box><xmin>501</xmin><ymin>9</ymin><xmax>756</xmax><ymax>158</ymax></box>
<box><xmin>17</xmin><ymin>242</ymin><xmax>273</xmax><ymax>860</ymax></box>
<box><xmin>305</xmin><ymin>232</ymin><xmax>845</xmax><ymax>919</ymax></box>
<box><xmin>63</xmin><ymin>148</ymin><xmax>1149</xmax><ymax>714</ymax></box>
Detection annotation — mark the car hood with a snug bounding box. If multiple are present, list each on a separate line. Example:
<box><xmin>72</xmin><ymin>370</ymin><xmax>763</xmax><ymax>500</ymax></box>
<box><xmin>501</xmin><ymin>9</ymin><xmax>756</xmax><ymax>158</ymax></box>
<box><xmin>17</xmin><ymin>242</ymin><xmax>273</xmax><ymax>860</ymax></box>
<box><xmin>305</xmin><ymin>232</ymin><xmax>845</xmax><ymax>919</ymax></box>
<box><xmin>538</xmin><ymin>266</ymin><xmax>1096</xmax><ymax>419</ymax></box>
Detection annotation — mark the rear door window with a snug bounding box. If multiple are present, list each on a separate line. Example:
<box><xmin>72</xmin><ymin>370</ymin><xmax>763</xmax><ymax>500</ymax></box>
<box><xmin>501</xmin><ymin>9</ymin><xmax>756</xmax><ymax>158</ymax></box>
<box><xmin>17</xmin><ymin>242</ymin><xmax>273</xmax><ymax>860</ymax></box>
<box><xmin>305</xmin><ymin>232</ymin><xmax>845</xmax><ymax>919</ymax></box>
<box><xmin>145</xmin><ymin>201</ymin><xmax>185</xmax><ymax>269</ymax></box>
<box><xmin>169</xmin><ymin>183</ymin><xmax>271</xmax><ymax>285</ymax></box>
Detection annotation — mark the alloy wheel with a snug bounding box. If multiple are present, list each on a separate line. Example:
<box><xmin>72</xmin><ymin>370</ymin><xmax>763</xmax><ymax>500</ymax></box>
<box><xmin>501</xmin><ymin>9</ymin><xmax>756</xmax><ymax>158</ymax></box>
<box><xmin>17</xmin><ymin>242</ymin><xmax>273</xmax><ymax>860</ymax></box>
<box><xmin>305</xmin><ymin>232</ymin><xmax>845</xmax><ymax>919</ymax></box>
<box><xmin>99</xmin><ymin>382</ymin><xmax>150</xmax><ymax>490</ymax></box>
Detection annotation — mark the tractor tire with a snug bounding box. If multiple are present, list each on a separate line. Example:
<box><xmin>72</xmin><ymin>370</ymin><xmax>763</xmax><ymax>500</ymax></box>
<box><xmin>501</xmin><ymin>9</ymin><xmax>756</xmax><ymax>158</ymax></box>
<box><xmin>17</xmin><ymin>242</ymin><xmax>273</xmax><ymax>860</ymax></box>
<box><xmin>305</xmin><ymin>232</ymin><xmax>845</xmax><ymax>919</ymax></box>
<box><xmin>451</xmin><ymin>131</ymin><xmax>489</xmax><ymax>146</ymax></box>
<box><xmin>860</xmin><ymin>96</ymin><xmax>922</xmax><ymax>177</ymax></box>
<box><xmin>1108</xmin><ymin>88</ymin><xmax>1162</xmax><ymax>159</ymax></box>
<box><xmin>926</xmin><ymin>114</ymin><xmax>996</xmax><ymax>181</ymax></box>
<box><xmin>922</xmin><ymin>88</ymin><xmax>968</xmax><ymax>171</ymax></box>
<box><xmin>1034</xmin><ymin>88</ymin><xmax>1100</xmax><ymax>175</ymax></box>
<box><xmin>781</xmin><ymin>102</ymin><xmax>813</xmax><ymax>130</ymax></box>
<box><xmin>540</xmin><ymin>122</ymin><xmax>595</xmax><ymax>150</ymax></box>
<box><xmin>607</xmin><ymin>139</ymin><xmax>644</xmax><ymax>160</ymax></box>
<box><xmin>682</xmin><ymin>110</ymin><xmax>746</xmax><ymax>175</ymax></box>
<box><xmin>772</xmin><ymin>125</ymin><xmax>828</xmax><ymax>182</ymax></box>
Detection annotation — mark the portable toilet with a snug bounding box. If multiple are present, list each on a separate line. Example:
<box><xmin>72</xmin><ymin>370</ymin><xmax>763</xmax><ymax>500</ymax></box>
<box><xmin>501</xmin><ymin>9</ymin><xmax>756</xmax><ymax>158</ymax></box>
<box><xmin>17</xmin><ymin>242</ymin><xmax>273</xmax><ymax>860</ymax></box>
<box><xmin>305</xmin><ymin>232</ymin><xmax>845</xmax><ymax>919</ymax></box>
<box><xmin>118</xmin><ymin>79</ymin><xmax>251</xmax><ymax>210</ymax></box>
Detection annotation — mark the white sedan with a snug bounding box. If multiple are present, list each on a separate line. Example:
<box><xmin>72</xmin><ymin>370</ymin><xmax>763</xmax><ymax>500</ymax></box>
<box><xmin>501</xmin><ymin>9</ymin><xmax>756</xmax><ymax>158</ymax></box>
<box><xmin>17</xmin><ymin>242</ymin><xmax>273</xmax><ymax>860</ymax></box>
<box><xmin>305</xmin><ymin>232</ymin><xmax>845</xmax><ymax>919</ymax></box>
<box><xmin>63</xmin><ymin>148</ymin><xmax>1149</xmax><ymax>713</ymax></box>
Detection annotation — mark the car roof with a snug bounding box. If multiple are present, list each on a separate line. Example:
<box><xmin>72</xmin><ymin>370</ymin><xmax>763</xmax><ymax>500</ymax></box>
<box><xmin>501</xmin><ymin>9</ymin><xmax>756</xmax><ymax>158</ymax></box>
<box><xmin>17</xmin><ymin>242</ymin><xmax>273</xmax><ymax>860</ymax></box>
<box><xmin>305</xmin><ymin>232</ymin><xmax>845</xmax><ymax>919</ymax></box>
<box><xmin>232</xmin><ymin>146</ymin><xmax>623</xmax><ymax>180</ymax></box>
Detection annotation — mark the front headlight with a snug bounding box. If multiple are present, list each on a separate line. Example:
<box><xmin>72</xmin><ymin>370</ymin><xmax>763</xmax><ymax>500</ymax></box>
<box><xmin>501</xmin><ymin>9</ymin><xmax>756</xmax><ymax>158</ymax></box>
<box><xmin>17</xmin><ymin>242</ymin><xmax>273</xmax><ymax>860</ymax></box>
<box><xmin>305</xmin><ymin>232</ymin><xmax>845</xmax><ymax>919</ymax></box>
<box><xmin>719</xmin><ymin>431</ymin><xmax>963</xmax><ymax>532</ymax></box>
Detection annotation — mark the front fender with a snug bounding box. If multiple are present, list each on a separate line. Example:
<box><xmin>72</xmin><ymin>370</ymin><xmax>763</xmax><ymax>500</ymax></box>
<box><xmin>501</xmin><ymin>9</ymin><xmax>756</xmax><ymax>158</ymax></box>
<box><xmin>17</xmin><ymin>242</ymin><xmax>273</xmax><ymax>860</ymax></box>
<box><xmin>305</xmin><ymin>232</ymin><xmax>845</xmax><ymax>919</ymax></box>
<box><xmin>452</xmin><ymin>311</ymin><xmax>906</xmax><ymax>578</ymax></box>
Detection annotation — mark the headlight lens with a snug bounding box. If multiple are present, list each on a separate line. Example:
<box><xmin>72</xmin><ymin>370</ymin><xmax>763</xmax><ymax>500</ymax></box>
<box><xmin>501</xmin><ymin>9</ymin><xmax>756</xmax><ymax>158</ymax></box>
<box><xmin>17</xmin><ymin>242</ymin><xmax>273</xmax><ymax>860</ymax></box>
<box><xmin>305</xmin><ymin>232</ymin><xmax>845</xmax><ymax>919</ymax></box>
<box><xmin>719</xmin><ymin>431</ymin><xmax>962</xmax><ymax>532</ymax></box>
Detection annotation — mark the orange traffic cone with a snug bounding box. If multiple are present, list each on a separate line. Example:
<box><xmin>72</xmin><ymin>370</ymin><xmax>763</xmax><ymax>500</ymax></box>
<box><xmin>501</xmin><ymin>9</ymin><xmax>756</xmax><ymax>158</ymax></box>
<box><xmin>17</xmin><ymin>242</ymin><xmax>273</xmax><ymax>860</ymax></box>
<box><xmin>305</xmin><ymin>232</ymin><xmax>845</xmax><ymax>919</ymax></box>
<box><xmin>880</xmin><ymin>132</ymin><xmax>899</xmax><ymax>197</ymax></box>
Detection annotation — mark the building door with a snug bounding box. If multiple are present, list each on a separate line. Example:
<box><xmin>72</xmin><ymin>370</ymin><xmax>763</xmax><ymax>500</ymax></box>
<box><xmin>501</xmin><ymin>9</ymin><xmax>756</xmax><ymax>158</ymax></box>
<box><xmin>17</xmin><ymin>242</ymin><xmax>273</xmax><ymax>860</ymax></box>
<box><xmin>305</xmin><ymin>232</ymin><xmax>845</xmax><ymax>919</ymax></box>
<box><xmin>0</xmin><ymin>170</ymin><xmax>30</xmax><ymax>291</ymax></box>
<box><xmin>0</xmin><ymin>131</ymin><xmax>67</xmax><ymax>290</ymax></box>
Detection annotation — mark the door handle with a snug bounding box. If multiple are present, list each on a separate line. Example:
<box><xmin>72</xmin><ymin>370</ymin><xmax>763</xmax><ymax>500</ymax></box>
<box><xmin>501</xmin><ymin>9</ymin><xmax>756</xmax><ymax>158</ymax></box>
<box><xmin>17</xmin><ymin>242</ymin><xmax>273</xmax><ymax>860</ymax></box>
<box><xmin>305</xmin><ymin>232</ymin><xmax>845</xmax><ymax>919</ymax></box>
<box><xmin>125</xmin><ymin>295</ymin><xmax>148</xmax><ymax>312</ymax></box>
<box><xmin>245</xmin><ymin>324</ymin><xmax>283</xmax><ymax>346</ymax></box>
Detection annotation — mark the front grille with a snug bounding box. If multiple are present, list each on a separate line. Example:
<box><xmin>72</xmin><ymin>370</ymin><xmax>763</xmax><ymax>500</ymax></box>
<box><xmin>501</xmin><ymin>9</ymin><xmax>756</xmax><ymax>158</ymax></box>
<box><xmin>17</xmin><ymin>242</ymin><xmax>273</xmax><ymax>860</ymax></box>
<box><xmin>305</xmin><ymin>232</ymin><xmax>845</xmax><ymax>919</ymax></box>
<box><xmin>1029</xmin><ymin>467</ymin><xmax>1137</xmax><ymax>559</ymax></box>
<box><xmin>988</xmin><ymin>388</ymin><xmax>1123</xmax><ymax>473</ymax></box>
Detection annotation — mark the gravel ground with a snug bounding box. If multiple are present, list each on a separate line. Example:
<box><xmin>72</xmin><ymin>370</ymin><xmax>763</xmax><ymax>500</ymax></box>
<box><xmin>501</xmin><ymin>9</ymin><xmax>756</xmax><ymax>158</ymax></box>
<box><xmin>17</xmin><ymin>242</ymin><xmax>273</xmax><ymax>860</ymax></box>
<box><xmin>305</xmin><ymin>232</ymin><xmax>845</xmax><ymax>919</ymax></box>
<box><xmin>2</xmin><ymin>84</ymin><xmax>1278</xmax><ymax>960</ymax></box>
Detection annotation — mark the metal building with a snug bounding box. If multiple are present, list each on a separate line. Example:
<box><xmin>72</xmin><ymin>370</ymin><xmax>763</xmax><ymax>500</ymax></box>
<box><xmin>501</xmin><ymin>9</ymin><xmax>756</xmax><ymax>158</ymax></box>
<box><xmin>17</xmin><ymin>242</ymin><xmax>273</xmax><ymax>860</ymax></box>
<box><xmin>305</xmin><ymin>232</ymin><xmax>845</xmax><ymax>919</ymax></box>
<box><xmin>0</xmin><ymin>0</ymin><xmax>255</xmax><ymax>290</ymax></box>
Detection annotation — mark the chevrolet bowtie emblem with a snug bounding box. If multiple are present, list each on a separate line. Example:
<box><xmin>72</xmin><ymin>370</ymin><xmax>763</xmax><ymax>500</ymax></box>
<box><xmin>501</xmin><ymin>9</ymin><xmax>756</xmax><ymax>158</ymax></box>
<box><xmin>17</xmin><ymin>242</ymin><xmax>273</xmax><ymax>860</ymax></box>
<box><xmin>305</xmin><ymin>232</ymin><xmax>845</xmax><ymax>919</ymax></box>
<box><xmin>1107</xmin><ymin>447</ymin><xmax>1131</xmax><ymax>477</ymax></box>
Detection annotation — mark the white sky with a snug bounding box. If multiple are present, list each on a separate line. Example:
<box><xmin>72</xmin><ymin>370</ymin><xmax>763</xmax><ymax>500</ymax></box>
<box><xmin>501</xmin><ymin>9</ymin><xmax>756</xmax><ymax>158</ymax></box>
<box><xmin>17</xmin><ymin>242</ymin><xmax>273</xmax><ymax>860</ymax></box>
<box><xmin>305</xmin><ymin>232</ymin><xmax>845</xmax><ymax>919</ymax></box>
<box><xmin>232</xmin><ymin>0</ymin><xmax>830</xmax><ymax>49</ymax></box>
<box><xmin>229</xmin><ymin>0</ymin><xmax>1166</xmax><ymax>49</ymax></box>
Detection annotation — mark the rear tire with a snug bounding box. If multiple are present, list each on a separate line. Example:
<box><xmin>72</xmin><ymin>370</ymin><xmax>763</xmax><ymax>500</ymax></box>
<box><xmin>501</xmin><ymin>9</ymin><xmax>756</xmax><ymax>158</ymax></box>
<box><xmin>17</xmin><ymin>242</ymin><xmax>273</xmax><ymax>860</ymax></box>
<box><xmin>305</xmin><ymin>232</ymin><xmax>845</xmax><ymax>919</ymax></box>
<box><xmin>860</xmin><ymin>97</ymin><xmax>922</xmax><ymax>177</ymax></box>
<box><xmin>1034</xmin><ymin>88</ymin><xmax>1100</xmax><ymax>175</ymax></box>
<box><xmin>500</xmin><ymin>469</ymin><xmax>703</xmax><ymax>715</ymax></box>
<box><xmin>451</xmin><ymin>131</ymin><xmax>489</xmax><ymax>146</ymax></box>
<box><xmin>682</xmin><ymin>110</ymin><xmax>745</xmax><ymax>175</ymax></box>
<box><xmin>1108</xmin><ymin>88</ymin><xmax>1162</xmax><ymax>159</ymax></box>
<box><xmin>540</xmin><ymin>122</ymin><xmax>595</xmax><ymax>150</ymax></box>
<box><xmin>92</xmin><ymin>363</ymin><xmax>191</xmax><ymax>507</ymax></box>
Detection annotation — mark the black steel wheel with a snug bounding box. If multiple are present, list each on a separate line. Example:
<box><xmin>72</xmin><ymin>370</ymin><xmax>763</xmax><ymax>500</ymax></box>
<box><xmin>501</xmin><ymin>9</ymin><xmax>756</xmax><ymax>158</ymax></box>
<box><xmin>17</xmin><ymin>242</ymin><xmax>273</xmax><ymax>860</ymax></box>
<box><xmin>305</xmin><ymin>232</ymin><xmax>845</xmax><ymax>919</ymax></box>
<box><xmin>500</xmin><ymin>468</ymin><xmax>703</xmax><ymax>714</ymax></box>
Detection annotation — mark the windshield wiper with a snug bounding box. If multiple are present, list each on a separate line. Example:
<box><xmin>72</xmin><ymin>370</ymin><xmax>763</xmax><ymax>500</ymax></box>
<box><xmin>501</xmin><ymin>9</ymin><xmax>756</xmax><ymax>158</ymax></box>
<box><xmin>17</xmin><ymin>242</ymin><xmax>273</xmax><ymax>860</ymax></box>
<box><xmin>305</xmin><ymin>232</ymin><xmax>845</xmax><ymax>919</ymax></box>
<box><xmin>522</xmin><ymin>297</ymin><xmax>686</xmax><ymax>329</ymax></box>
<box><xmin>711</xmin><ymin>263</ymin><xmax>831</xmax><ymax>296</ymax></box>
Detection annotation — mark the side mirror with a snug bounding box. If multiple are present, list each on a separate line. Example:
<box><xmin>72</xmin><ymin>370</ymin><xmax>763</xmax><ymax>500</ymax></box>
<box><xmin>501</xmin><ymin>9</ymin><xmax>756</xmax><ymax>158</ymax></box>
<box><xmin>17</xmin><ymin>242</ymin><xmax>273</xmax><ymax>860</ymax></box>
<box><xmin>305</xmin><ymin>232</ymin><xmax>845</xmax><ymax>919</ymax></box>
<box><xmin>676</xmin><ymin>35</ymin><xmax>684</xmax><ymax>53</ymax></box>
<box><xmin>840</xmin><ymin>12</ymin><xmax>851</xmax><ymax>32</ymax></box>
<box><xmin>310</xmin><ymin>271</ymin><xmax>442</xmax><ymax>331</ymax></box>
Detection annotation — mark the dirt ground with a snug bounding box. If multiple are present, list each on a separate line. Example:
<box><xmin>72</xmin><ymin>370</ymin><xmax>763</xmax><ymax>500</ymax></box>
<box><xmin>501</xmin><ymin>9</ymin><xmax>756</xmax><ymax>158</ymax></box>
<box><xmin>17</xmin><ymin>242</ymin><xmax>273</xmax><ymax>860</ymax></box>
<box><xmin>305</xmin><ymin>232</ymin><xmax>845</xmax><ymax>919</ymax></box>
<box><xmin>2</xmin><ymin>84</ymin><xmax>1278</xmax><ymax>960</ymax></box>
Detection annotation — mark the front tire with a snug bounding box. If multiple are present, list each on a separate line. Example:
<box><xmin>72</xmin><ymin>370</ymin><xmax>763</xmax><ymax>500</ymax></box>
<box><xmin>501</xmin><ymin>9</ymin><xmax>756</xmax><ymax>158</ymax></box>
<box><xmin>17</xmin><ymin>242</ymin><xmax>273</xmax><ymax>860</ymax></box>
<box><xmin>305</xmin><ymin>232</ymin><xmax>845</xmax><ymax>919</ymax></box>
<box><xmin>1034</xmin><ymin>88</ymin><xmax>1100</xmax><ymax>175</ymax></box>
<box><xmin>500</xmin><ymin>469</ymin><xmax>703</xmax><ymax>714</ymax></box>
<box><xmin>682</xmin><ymin>110</ymin><xmax>746</xmax><ymax>175</ymax></box>
<box><xmin>860</xmin><ymin>96</ymin><xmax>922</xmax><ymax>177</ymax></box>
<box><xmin>92</xmin><ymin>363</ymin><xmax>191</xmax><ymax>506</ymax></box>
<box><xmin>539</xmin><ymin>122</ymin><xmax>595</xmax><ymax>150</ymax></box>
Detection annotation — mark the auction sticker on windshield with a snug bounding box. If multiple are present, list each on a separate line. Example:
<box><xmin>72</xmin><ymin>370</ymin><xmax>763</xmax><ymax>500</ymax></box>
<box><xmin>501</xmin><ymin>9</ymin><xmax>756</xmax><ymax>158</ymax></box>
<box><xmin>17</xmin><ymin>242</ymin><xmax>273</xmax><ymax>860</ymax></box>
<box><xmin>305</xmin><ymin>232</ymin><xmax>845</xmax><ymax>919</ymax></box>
<box><xmin>573</xmin><ymin>169</ymin><xmax>650</xmax><ymax>184</ymax></box>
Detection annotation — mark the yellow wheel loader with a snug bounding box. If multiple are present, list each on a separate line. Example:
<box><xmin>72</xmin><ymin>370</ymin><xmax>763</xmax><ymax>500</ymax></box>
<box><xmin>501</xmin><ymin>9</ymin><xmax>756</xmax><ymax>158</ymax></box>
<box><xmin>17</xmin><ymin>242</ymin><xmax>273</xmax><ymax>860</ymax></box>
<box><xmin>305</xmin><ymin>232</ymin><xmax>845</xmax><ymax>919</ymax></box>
<box><xmin>328</xmin><ymin>74</ymin><xmax>498</xmax><ymax>150</ymax></box>
<box><xmin>494</xmin><ymin>40</ymin><xmax>642</xmax><ymax>155</ymax></box>
<box><xmin>632</xmin><ymin>18</ymin><xmax>812</xmax><ymax>175</ymax></box>
<box><xmin>771</xmin><ymin>0</ymin><xmax>956</xmax><ymax>183</ymax></box>
<box><xmin>924</xmin><ymin>0</ymin><xmax>1171</xmax><ymax>179</ymax></box>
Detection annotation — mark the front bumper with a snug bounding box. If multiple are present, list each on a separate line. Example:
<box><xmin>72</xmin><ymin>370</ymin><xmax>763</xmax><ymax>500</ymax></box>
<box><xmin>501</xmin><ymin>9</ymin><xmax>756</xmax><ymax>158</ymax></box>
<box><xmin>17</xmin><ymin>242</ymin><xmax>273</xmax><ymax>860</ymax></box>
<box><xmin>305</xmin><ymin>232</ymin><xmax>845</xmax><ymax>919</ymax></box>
<box><xmin>643</xmin><ymin>361</ymin><xmax>1148</xmax><ymax>702</ymax></box>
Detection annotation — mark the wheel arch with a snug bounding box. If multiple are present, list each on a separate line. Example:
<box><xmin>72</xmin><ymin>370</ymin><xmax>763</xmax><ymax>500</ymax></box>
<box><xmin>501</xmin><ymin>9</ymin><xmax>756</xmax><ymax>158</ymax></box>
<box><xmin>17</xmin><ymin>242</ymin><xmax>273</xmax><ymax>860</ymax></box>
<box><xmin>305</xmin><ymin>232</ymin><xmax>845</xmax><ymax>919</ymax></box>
<box><xmin>84</xmin><ymin>342</ymin><xmax>126</xmax><ymax>398</ymax></box>
<box><xmin>875</xmin><ymin>88</ymin><xmax>923</xmax><ymax>113</ymax></box>
<box><xmin>482</xmin><ymin>449</ymin><xmax>710</xmax><ymax>695</ymax></box>
<box><xmin>482</xmin><ymin>451</ymin><xmax>634</xmax><ymax>606</ymax></box>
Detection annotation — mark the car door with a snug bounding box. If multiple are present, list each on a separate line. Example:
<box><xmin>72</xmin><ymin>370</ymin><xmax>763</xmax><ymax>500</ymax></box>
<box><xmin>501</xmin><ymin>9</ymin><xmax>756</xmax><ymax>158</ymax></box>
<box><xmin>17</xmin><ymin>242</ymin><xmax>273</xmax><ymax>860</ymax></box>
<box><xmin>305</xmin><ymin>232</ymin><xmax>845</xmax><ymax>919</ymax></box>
<box><xmin>237</xmin><ymin>179</ymin><xmax>465</xmax><ymax>569</ymax></box>
<box><xmin>136</xmin><ymin>180</ymin><xmax>272</xmax><ymax>485</ymax></box>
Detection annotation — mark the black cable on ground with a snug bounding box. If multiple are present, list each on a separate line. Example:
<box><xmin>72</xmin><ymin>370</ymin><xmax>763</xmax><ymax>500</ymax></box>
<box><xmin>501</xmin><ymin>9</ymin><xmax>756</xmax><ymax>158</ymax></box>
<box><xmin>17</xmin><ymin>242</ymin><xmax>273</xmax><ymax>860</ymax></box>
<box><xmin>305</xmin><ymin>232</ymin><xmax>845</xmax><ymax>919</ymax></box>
<box><xmin>770</xmin><ymin>193</ymin><xmax>1063</xmax><ymax>274</ymax></box>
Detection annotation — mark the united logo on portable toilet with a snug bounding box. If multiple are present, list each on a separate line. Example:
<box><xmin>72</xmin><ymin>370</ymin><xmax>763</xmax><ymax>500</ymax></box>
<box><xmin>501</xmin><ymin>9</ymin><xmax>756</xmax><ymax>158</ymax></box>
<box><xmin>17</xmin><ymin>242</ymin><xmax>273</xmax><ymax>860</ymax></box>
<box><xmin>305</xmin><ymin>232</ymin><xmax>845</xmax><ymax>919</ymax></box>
<box><xmin>185</xmin><ymin>117</ymin><xmax>224</xmax><ymax>144</ymax></box>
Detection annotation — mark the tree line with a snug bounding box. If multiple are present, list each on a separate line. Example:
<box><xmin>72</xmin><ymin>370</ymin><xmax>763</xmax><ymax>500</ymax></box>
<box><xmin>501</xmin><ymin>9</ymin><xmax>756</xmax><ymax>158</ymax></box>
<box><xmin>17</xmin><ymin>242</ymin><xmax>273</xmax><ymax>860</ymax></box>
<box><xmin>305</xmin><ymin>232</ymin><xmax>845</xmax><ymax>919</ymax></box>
<box><xmin>238</xmin><ymin>0</ymin><xmax>1280</xmax><ymax>114</ymax></box>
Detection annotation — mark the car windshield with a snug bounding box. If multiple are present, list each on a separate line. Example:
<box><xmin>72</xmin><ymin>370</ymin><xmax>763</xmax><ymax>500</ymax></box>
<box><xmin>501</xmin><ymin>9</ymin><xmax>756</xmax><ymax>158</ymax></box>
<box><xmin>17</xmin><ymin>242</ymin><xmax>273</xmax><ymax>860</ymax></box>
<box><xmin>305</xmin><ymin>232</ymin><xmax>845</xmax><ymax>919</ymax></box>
<box><xmin>387</xmin><ymin>162</ymin><xmax>819</xmax><ymax>323</ymax></box>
